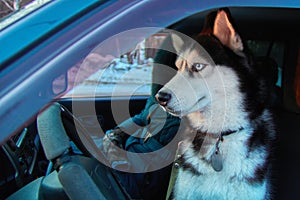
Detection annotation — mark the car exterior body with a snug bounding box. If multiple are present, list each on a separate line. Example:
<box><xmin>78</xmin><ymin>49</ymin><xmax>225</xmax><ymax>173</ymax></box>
<box><xmin>1</xmin><ymin>0</ymin><xmax>300</xmax><ymax>199</ymax></box>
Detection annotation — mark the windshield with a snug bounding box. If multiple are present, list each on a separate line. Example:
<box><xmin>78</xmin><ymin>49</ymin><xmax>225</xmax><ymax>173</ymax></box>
<box><xmin>0</xmin><ymin>0</ymin><xmax>52</xmax><ymax>30</ymax></box>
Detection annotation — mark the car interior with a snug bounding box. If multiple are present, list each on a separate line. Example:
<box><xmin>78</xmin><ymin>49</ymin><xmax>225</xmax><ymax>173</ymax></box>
<box><xmin>1</xmin><ymin>6</ymin><xmax>300</xmax><ymax>200</ymax></box>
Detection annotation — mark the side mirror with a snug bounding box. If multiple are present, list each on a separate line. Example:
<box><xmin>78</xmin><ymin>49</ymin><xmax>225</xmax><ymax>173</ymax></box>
<box><xmin>52</xmin><ymin>73</ymin><xmax>68</xmax><ymax>96</ymax></box>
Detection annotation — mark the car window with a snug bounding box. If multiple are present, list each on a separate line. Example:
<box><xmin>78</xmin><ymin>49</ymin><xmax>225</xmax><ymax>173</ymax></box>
<box><xmin>293</xmin><ymin>47</ymin><xmax>300</xmax><ymax>107</ymax></box>
<box><xmin>63</xmin><ymin>32</ymin><xmax>168</xmax><ymax>98</ymax></box>
<box><xmin>247</xmin><ymin>40</ymin><xmax>285</xmax><ymax>87</ymax></box>
<box><xmin>0</xmin><ymin>0</ymin><xmax>52</xmax><ymax>30</ymax></box>
<box><xmin>63</xmin><ymin>38</ymin><xmax>286</xmax><ymax>98</ymax></box>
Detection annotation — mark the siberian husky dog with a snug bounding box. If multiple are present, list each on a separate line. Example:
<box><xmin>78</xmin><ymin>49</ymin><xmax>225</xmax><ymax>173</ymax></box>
<box><xmin>156</xmin><ymin>9</ymin><xmax>275</xmax><ymax>200</ymax></box>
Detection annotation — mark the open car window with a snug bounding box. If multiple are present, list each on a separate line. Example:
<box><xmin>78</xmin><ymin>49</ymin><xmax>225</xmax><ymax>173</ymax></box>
<box><xmin>63</xmin><ymin>37</ymin><xmax>286</xmax><ymax>99</ymax></box>
<box><xmin>63</xmin><ymin>31</ymin><xmax>169</xmax><ymax>98</ymax></box>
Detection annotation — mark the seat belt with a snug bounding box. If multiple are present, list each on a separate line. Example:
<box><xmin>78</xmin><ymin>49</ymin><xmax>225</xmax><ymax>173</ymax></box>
<box><xmin>165</xmin><ymin>147</ymin><xmax>181</xmax><ymax>200</ymax></box>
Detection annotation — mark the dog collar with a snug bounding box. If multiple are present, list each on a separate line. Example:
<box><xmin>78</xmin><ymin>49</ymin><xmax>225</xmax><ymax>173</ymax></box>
<box><xmin>211</xmin><ymin>127</ymin><xmax>244</xmax><ymax>172</ymax></box>
<box><xmin>177</xmin><ymin>127</ymin><xmax>244</xmax><ymax>174</ymax></box>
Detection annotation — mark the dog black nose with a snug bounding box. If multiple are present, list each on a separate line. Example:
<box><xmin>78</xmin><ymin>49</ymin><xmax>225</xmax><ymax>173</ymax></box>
<box><xmin>156</xmin><ymin>91</ymin><xmax>172</xmax><ymax>106</ymax></box>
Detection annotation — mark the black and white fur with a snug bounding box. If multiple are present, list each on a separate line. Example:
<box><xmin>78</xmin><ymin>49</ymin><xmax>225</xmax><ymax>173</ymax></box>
<box><xmin>156</xmin><ymin>9</ymin><xmax>275</xmax><ymax>200</ymax></box>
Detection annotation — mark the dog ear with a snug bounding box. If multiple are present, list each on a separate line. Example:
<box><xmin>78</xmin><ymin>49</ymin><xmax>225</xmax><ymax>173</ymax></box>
<box><xmin>171</xmin><ymin>33</ymin><xmax>185</xmax><ymax>53</ymax></box>
<box><xmin>213</xmin><ymin>10</ymin><xmax>244</xmax><ymax>52</ymax></box>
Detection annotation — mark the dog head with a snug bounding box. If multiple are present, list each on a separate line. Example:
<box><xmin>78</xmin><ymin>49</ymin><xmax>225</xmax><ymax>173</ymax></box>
<box><xmin>156</xmin><ymin>9</ymin><xmax>260</xmax><ymax>132</ymax></box>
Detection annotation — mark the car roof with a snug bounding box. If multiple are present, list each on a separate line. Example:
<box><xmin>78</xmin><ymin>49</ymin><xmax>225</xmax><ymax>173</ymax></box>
<box><xmin>1</xmin><ymin>0</ymin><xmax>300</xmax><ymax>68</ymax></box>
<box><xmin>0</xmin><ymin>0</ymin><xmax>103</xmax><ymax>68</ymax></box>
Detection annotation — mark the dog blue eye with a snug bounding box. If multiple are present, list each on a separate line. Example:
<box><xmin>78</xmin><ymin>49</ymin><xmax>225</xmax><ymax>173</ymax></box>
<box><xmin>192</xmin><ymin>63</ymin><xmax>207</xmax><ymax>72</ymax></box>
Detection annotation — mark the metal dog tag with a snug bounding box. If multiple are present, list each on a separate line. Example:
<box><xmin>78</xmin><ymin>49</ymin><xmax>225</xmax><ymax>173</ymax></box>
<box><xmin>211</xmin><ymin>151</ymin><xmax>223</xmax><ymax>172</ymax></box>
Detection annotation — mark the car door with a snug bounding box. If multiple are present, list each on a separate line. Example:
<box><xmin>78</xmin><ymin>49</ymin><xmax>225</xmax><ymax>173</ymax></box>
<box><xmin>2</xmin><ymin>1</ymin><xmax>300</xmax><ymax>199</ymax></box>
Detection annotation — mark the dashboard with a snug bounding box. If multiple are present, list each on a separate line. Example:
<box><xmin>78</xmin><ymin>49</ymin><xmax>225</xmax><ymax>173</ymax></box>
<box><xmin>0</xmin><ymin>125</ymin><xmax>48</xmax><ymax>199</ymax></box>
